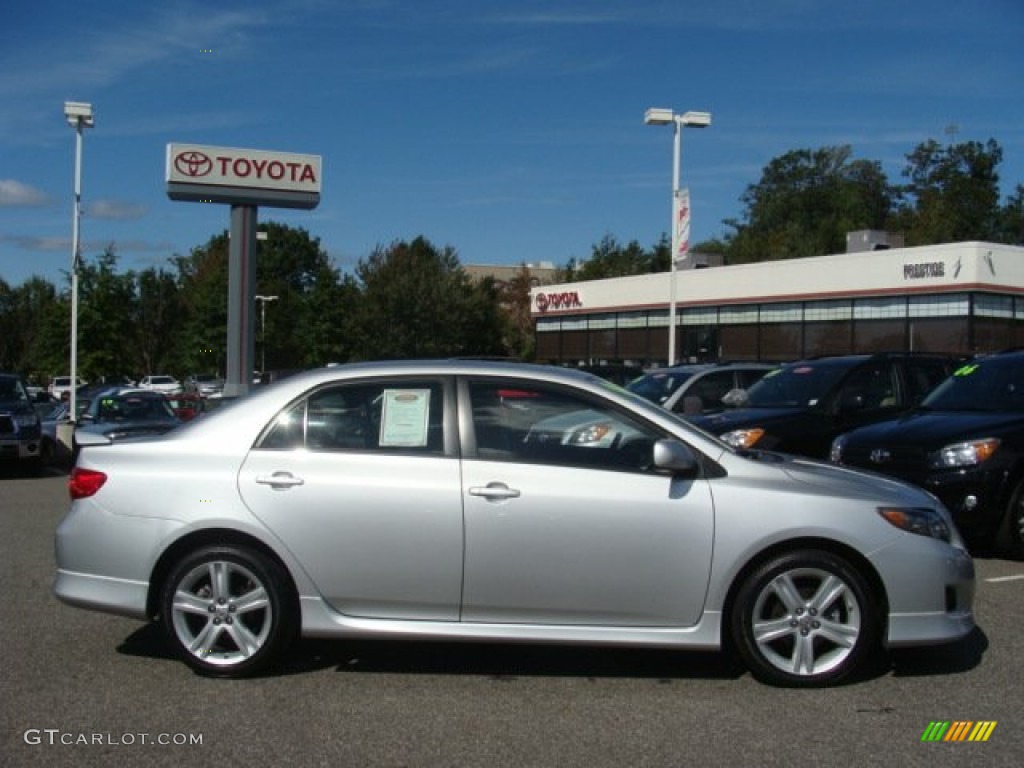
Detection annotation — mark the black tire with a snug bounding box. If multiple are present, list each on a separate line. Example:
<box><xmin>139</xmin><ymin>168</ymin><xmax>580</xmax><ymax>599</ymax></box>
<box><xmin>996</xmin><ymin>482</ymin><xmax>1024</xmax><ymax>560</ymax></box>
<box><xmin>159</xmin><ymin>545</ymin><xmax>297</xmax><ymax>677</ymax></box>
<box><xmin>730</xmin><ymin>549</ymin><xmax>880</xmax><ymax>687</ymax></box>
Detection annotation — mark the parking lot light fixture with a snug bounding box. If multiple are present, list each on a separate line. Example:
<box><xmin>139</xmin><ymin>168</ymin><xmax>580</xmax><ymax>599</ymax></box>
<box><xmin>254</xmin><ymin>294</ymin><xmax>278</xmax><ymax>374</ymax></box>
<box><xmin>644</xmin><ymin>107</ymin><xmax>711</xmax><ymax>365</ymax></box>
<box><xmin>64</xmin><ymin>101</ymin><xmax>94</xmax><ymax>422</ymax></box>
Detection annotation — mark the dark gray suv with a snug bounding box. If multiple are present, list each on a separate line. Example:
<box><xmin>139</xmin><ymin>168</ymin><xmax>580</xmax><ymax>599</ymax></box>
<box><xmin>690</xmin><ymin>353</ymin><xmax>956</xmax><ymax>459</ymax></box>
<box><xmin>0</xmin><ymin>373</ymin><xmax>43</xmax><ymax>472</ymax></box>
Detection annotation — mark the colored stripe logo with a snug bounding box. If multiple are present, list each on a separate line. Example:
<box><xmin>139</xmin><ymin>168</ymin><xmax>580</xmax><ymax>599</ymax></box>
<box><xmin>921</xmin><ymin>721</ymin><xmax>997</xmax><ymax>742</ymax></box>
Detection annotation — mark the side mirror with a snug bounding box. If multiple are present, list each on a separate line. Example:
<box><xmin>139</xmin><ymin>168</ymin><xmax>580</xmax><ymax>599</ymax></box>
<box><xmin>653</xmin><ymin>439</ymin><xmax>700</xmax><ymax>476</ymax></box>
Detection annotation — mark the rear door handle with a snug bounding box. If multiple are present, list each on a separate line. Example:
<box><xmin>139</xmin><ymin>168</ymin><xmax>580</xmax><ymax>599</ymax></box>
<box><xmin>468</xmin><ymin>482</ymin><xmax>521</xmax><ymax>500</ymax></box>
<box><xmin>255</xmin><ymin>471</ymin><xmax>305</xmax><ymax>490</ymax></box>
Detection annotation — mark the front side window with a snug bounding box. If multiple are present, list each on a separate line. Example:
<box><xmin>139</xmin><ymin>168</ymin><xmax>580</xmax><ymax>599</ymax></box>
<box><xmin>259</xmin><ymin>379</ymin><xmax>446</xmax><ymax>454</ymax></box>
<box><xmin>467</xmin><ymin>379</ymin><xmax>664</xmax><ymax>473</ymax></box>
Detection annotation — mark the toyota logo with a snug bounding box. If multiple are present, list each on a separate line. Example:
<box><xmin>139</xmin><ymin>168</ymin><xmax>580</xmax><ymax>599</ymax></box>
<box><xmin>174</xmin><ymin>151</ymin><xmax>213</xmax><ymax>178</ymax></box>
<box><xmin>869</xmin><ymin>449</ymin><xmax>892</xmax><ymax>464</ymax></box>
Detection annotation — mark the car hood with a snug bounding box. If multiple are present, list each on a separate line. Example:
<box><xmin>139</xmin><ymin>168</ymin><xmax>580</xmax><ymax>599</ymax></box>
<box><xmin>774</xmin><ymin>453</ymin><xmax>924</xmax><ymax>501</ymax></box>
<box><xmin>841</xmin><ymin>409</ymin><xmax>1024</xmax><ymax>447</ymax></box>
<box><xmin>692</xmin><ymin>406</ymin><xmax>807</xmax><ymax>432</ymax></box>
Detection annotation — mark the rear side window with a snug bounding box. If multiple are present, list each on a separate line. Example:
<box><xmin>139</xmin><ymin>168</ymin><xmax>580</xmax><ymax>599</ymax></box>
<box><xmin>258</xmin><ymin>379</ymin><xmax>446</xmax><ymax>455</ymax></box>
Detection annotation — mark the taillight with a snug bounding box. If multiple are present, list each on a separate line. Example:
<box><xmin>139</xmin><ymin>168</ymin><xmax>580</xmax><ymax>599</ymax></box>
<box><xmin>69</xmin><ymin>467</ymin><xmax>108</xmax><ymax>499</ymax></box>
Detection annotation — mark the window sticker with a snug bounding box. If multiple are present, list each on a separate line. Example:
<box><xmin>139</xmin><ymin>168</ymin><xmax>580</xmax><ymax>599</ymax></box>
<box><xmin>954</xmin><ymin>364</ymin><xmax>979</xmax><ymax>377</ymax></box>
<box><xmin>379</xmin><ymin>389</ymin><xmax>431</xmax><ymax>447</ymax></box>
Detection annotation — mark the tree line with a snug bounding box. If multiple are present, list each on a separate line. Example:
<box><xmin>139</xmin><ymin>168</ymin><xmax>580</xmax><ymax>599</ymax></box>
<box><xmin>0</xmin><ymin>226</ymin><xmax>537</xmax><ymax>385</ymax></box>
<box><xmin>1</xmin><ymin>137</ymin><xmax>1020</xmax><ymax>382</ymax></box>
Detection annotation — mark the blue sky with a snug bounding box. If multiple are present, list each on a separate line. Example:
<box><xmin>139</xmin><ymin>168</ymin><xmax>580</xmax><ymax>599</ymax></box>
<box><xmin>2</xmin><ymin>0</ymin><xmax>1022</xmax><ymax>288</ymax></box>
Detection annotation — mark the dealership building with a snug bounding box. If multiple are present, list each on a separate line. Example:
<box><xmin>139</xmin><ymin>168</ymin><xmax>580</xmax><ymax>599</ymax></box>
<box><xmin>530</xmin><ymin>240</ymin><xmax>1024</xmax><ymax>366</ymax></box>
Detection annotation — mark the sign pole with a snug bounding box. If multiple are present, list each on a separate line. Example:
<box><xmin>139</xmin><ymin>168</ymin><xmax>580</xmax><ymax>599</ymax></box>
<box><xmin>223</xmin><ymin>205</ymin><xmax>258</xmax><ymax>398</ymax></box>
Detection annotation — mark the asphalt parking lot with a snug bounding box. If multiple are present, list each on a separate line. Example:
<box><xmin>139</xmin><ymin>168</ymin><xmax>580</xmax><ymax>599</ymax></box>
<box><xmin>2</xmin><ymin>467</ymin><xmax>1023</xmax><ymax>768</ymax></box>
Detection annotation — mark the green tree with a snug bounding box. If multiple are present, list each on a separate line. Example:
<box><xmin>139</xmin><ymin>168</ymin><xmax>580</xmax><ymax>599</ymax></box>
<box><xmin>996</xmin><ymin>184</ymin><xmax>1024</xmax><ymax>245</ymax></box>
<box><xmin>75</xmin><ymin>247</ymin><xmax>139</xmax><ymax>380</ymax></box>
<box><xmin>893</xmin><ymin>138</ymin><xmax>1004</xmax><ymax>245</ymax></box>
<box><xmin>173</xmin><ymin>234</ymin><xmax>230</xmax><ymax>376</ymax></box>
<box><xmin>562</xmin><ymin>234</ymin><xmax>669</xmax><ymax>281</ymax></box>
<box><xmin>724</xmin><ymin>146</ymin><xmax>893</xmax><ymax>263</ymax></box>
<box><xmin>133</xmin><ymin>267</ymin><xmax>184</xmax><ymax>375</ymax></box>
<box><xmin>350</xmin><ymin>236</ymin><xmax>505</xmax><ymax>359</ymax></box>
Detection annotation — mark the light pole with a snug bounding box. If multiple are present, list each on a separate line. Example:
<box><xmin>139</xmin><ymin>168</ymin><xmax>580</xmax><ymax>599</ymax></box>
<box><xmin>64</xmin><ymin>101</ymin><xmax>94</xmax><ymax>422</ymax></box>
<box><xmin>254</xmin><ymin>294</ymin><xmax>278</xmax><ymax>374</ymax></box>
<box><xmin>644</xmin><ymin>107</ymin><xmax>711</xmax><ymax>365</ymax></box>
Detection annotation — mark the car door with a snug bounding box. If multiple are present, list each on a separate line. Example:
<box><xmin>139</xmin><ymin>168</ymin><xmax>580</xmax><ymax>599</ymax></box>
<box><xmin>459</xmin><ymin>377</ymin><xmax>715</xmax><ymax>627</ymax></box>
<box><xmin>238</xmin><ymin>377</ymin><xmax>464</xmax><ymax>621</ymax></box>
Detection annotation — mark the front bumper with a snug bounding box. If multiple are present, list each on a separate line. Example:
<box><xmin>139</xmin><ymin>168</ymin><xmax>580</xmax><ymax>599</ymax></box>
<box><xmin>872</xmin><ymin>536</ymin><xmax>975</xmax><ymax>648</ymax></box>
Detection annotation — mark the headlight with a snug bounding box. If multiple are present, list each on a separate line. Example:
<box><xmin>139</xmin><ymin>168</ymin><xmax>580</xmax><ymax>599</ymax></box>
<box><xmin>927</xmin><ymin>438</ymin><xmax>1000</xmax><ymax>469</ymax></box>
<box><xmin>14</xmin><ymin>412</ymin><xmax>39</xmax><ymax>427</ymax></box>
<box><xmin>878</xmin><ymin>507</ymin><xmax>951</xmax><ymax>542</ymax></box>
<box><xmin>829</xmin><ymin>434</ymin><xmax>847</xmax><ymax>463</ymax></box>
<box><xmin>720</xmin><ymin>427</ymin><xmax>765</xmax><ymax>449</ymax></box>
<box><xmin>569</xmin><ymin>423</ymin><xmax>612</xmax><ymax>445</ymax></box>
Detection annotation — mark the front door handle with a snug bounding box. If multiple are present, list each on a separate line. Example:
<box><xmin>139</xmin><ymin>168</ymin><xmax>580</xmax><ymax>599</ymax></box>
<box><xmin>468</xmin><ymin>482</ymin><xmax>521</xmax><ymax>500</ymax></box>
<box><xmin>255</xmin><ymin>471</ymin><xmax>305</xmax><ymax>490</ymax></box>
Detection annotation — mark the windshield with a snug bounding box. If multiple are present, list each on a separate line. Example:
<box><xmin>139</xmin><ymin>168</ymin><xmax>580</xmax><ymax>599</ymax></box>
<box><xmin>922</xmin><ymin>358</ymin><xmax>1024</xmax><ymax>412</ymax></box>
<box><xmin>744</xmin><ymin>363</ymin><xmax>853</xmax><ymax>408</ymax></box>
<box><xmin>626</xmin><ymin>369</ymin><xmax>703</xmax><ymax>405</ymax></box>
<box><xmin>0</xmin><ymin>377</ymin><xmax>29</xmax><ymax>402</ymax></box>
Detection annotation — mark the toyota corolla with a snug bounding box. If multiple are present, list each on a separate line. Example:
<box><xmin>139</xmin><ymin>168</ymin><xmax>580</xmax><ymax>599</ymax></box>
<box><xmin>54</xmin><ymin>360</ymin><xmax>975</xmax><ymax>687</ymax></box>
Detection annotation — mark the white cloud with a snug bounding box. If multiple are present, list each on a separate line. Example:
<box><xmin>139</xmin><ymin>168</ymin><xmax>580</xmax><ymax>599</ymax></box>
<box><xmin>87</xmin><ymin>200</ymin><xmax>148</xmax><ymax>220</ymax></box>
<box><xmin>0</xmin><ymin>179</ymin><xmax>49</xmax><ymax>206</ymax></box>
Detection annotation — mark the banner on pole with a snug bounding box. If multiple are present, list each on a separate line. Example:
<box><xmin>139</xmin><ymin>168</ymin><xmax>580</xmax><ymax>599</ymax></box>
<box><xmin>674</xmin><ymin>188</ymin><xmax>691</xmax><ymax>263</ymax></box>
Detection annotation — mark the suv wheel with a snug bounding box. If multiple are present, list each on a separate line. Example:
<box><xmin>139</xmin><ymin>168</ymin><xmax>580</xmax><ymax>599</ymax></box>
<box><xmin>997</xmin><ymin>482</ymin><xmax>1024</xmax><ymax>559</ymax></box>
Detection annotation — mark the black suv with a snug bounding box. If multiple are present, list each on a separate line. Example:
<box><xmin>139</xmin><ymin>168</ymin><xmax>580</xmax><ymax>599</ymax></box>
<box><xmin>831</xmin><ymin>350</ymin><xmax>1024</xmax><ymax>556</ymax></box>
<box><xmin>0</xmin><ymin>373</ymin><xmax>43</xmax><ymax>472</ymax></box>
<box><xmin>689</xmin><ymin>353</ymin><xmax>955</xmax><ymax>459</ymax></box>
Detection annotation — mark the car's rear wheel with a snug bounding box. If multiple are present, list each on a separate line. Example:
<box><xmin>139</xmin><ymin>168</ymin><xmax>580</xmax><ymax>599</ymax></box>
<box><xmin>159</xmin><ymin>546</ymin><xmax>296</xmax><ymax>677</ymax></box>
<box><xmin>730</xmin><ymin>550</ymin><xmax>880</xmax><ymax>687</ymax></box>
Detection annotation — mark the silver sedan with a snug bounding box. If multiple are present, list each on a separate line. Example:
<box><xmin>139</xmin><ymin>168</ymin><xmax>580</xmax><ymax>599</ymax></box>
<box><xmin>54</xmin><ymin>360</ymin><xmax>975</xmax><ymax>687</ymax></box>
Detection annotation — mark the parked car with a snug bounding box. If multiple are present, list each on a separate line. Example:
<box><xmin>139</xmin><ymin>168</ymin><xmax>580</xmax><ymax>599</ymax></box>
<box><xmin>184</xmin><ymin>373</ymin><xmax>225</xmax><ymax>398</ymax></box>
<box><xmin>575</xmin><ymin>363</ymin><xmax>645</xmax><ymax>388</ymax></box>
<box><xmin>48</xmin><ymin>376</ymin><xmax>87</xmax><ymax>400</ymax></box>
<box><xmin>137</xmin><ymin>375</ymin><xmax>183</xmax><ymax>395</ymax></box>
<box><xmin>72</xmin><ymin>388</ymin><xmax>180</xmax><ymax>459</ymax></box>
<box><xmin>689</xmin><ymin>353</ymin><xmax>956</xmax><ymax>459</ymax></box>
<box><xmin>165</xmin><ymin>393</ymin><xmax>205</xmax><ymax>422</ymax></box>
<box><xmin>831</xmin><ymin>350</ymin><xmax>1024</xmax><ymax>556</ymax></box>
<box><xmin>55</xmin><ymin>360</ymin><xmax>975</xmax><ymax>687</ymax></box>
<box><xmin>39</xmin><ymin>401</ymin><xmax>73</xmax><ymax>467</ymax></box>
<box><xmin>627</xmin><ymin>362</ymin><xmax>775</xmax><ymax>416</ymax></box>
<box><xmin>0</xmin><ymin>373</ymin><xmax>43</xmax><ymax>471</ymax></box>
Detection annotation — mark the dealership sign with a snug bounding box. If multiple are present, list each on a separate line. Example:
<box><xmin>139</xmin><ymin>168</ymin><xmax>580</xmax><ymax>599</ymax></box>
<box><xmin>535</xmin><ymin>291</ymin><xmax>583</xmax><ymax>312</ymax></box>
<box><xmin>166</xmin><ymin>144</ymin><xmax>321</xmax><ymax>209</ymax></box>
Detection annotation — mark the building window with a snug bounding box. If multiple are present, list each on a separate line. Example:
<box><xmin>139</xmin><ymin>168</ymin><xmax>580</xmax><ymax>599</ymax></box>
<box><xmin>908</xmin><ymin>293</ymin><xmax>968</xmax><ymax>317</ymax></box>
<box><xmin>854</xmin><ymin>297</ymin><xmax>906</xmax><ymax>319</ymax></box>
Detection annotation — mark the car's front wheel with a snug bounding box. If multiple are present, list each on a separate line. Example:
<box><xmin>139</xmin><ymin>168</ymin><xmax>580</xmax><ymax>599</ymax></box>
<box><xmin>159</xmin><ymin>546</ymin><xmax>296</xmax><ymax>677</ymax></box>
<box><xmin>730</xmin><ymin>550</ymin><xmax>880</xmax><ymax>687</ymax></box>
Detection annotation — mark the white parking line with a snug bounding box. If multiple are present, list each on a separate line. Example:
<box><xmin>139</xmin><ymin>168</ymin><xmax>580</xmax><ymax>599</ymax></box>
<box><xmin>985</xmin><ymin>574</ymin><xmax>1024</xmax><ymax>583</ymax></box>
